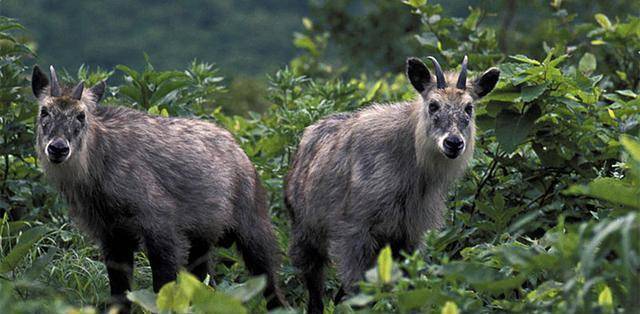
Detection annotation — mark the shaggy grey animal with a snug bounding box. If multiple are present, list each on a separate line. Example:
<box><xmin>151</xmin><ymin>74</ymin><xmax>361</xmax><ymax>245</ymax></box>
<box><xmin>31</xmin><ymin>66</ymin><xmax>286</xmax><ymax>312</ymax></box>
<box><xmin>285</xmin><ymin>56</ymin><xmax>499</xmax><ymax>314</ymax></box>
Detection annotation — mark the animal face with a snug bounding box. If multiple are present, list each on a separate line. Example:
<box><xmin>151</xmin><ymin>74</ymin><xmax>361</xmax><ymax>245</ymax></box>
<box><xmin>31</xmin><ymin>66</ymin><xmax>106</xmax><ymax>164</ymax></box>
<box><xmin>406</xmin><ymin>56</ymin><xmax>500</xmax><ymax>159</ymax></box>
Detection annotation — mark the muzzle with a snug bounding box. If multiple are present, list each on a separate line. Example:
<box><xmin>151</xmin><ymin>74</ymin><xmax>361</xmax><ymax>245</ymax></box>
<box><xmin>46</xmin><ymin>138</ymin><xmax>70</xmax><ymax>164</ymax></box>
<box><xmin>442</xmin><ymin>135</ymin><xmax>464</xmax><ymax>159</ymax></box>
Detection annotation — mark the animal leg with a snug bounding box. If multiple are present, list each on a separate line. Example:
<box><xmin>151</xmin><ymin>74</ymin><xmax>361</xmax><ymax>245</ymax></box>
<box><xmin>144</xmin><ymin>231</ymin><xmax>181</xmax><ymax>292</ymax></box>
<box><xmin>235</xmin><ymin>218</ymin><xmax>287</xmax><ymax>309</ymax></box>
<box><xmin>187</xmin><ymin>237</ymin><xmax>211</xmax><ymax>282</ymax></box>
<box><xmin>102</xmin><ymin>235</ymin><xmax>136</xmax><ymax>314</ymax></box>
<box><xmin>290</xmin><ymin>224</ymin><xmax>328</xmax><ymax>314</ymax></box>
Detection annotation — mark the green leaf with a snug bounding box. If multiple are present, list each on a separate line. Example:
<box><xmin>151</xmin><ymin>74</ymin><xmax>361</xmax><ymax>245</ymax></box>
<box><xmin>620</xmin><ymin>135</ymin><xmax>640</xmax><ymax>162</ymax></box>
<box><xmin>616</xmin><ymin>90</ymin><xmax>638</xmax><ymax>98</ymax></box>
<box><xmin>148</xmin><ymin>80</ymin><xmax>191</xmax><ymax>105</ymax></box>
<box><xmin>156</xmin><ymin>282</ymin><xmax>190</xmax><ymax>312</ymax></box>
<box><xmin>377</xmin><ymin>245</ymin><xmax>393</xmax><ymax>284</ymax></box>
<box><xmin>598</xmin><ymin>285</ymin><xmax>613</xmax><ymax>307</ymax></box>
<box><xmin>343</xmin><ymin>293</ymin><xmax>375</xmax><ymax>307</ymax></box>
<box><xmin>441</xmin><ymin>261</ymin><xmax>527</xmax><ymax>295</ymax></box>
<box><xmin>365</xmin><ymin>80</ymin><xmax>383</xmax><ymax>102</ymax></box>
<box><xmin>302</xmin><ymin>17</ymin><xmax>313</xmax><ymax>31</ymax></box>
<box><xmin>127</xmin><ymin>289</ymin><xmax>159</xmax><ymax>313</ymax></box>
<box><xmin>115</xmin><ymin>64</ymin><xmax>139</xmax><ymax>80</ymax></box>
<box><xmin>226</xmin><ymin>276</ymin><xmax>266</xmax><ymax>302</ymax></box>
<box><xmin>21</xmin><ymin>247</ymin><xmax>57</xmax><ymax>281</ymax></box>
<box><xmin>521</xmin><ymin>84</ymin><xmax>547</xmax><ymax>102</ymax></box>
<box><xmin>192</xmin><ymin>290</ymin><xmax>247</xmax><ymax>314</ymax></box>
<box><xmin>495</xmin><ymin>105</ymin><xmax>541</xmax><ymax>153</ymax></box>
<box><xmin>403</xmin><ymin>0</ymin><xmax>427</xmax><ymax>8</ymax></box>
<box><xmin>463</xmin><ymin>8</ymin><xmax>481</xmax><ymax>31</ymax></box>
<box><xmin>566</xmin><ymin>178</ymin><xmax>640</xmax><ymax>209</ymax></box>
<box><xmin>595</xmin><ymin>13</ymin><xmax>613</xmax><ymax>30</ymax></box>
<box><xmin>441</xmin><ymin>301</ymin><xmax>460</xmax><ymax>314</ymax></box>
<box><xmin>579</xmin><ymin>53</ymin><xmax>597</xmax><ymax>75</ymax></box>
<box><xmin>0</xmin><ymin>226</ymin><xmax>48</xmax><ymax>273</ymax></box>
<box><xmin>509</xmin><ymin>55</ymin><xmax>541</xmax><ymax>65</ymax></box>
<box><xmin>293</xmin><ymin>33</ymin><xmax>318</xmax><ymax>56</ymax></box>
<box><xmin>415</xmin><ymin>33</ymin><xmax>439</xmax><ymax>49</ymax></box>
<box><xmin>482</xmin><ymin>92</ymin><xmax>521</xmax><ymax>103</ymax></box>
<box><xmin>156</xmin><ymin>272</ymin><xmax>202</xmax><ymax>312</ymax></box>
<box><xmin>397</xmin><ymin>288</ymin><xmax>435</xmax><ymax>313</ymax></box>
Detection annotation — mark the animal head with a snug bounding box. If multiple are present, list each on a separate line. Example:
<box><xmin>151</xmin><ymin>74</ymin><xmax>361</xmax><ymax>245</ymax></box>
<box><xmin>406</xmin><ymin>56</ymin><xmax>499</xmax><ymax>159</ymax></box>
<box><xmin>31</xmin><ymin>66</ymin><xmax>106</xmax><ymax>165</ymax></box>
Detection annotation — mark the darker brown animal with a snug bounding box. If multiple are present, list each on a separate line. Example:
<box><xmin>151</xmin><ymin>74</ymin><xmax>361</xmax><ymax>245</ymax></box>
<box><xmin>31</xmin><ymin>66</ymin><xmax>287</xmax><ymax>312</ymax></box>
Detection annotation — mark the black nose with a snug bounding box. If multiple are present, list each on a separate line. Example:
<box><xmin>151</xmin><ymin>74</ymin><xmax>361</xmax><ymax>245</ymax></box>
<box><xmin>443</xmin><ymin>136</ymin><xmax>464</xmax><ymax>151</ymax></box>
<box><xmin>47</xmin><ymin>138</ymin><xmax>69</xmax><ymax>157</ymax></box>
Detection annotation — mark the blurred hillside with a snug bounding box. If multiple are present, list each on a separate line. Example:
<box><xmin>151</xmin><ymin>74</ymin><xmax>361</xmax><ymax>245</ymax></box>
<box><xmin>2</xmin><ymin>0</ymin><xmax>637</xmax><ymax>77</ymax></box>
<box><xmin>0</xmin><ymin>0</ymin><xmax>308</xmax><ymax>75</ymax></box>
<box><xmin>1</xmin><ymin>0</ymin><xmax>637</xmax><ymax>115</ymax></box>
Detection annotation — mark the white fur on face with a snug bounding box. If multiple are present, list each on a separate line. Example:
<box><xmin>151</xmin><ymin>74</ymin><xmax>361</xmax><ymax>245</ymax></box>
<box><xmin>437</xmin><ymin>132</ymin><xmax>465</xmax><ymax>158</ymax></box>
<box><xmin>44</xmin><ymin>137</ymin><xmax>72</xmax><ymax>163</ymax></box>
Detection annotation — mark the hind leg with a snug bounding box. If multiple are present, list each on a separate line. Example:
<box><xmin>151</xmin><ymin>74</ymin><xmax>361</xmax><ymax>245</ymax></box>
<box><xmin>290</xmin><ymin>224</ymin><xmax>328</xmax><ymax>314</ymax></box>
<box><xmin>334</xmin><ymin>227</ymin><xmax>378</xmax><ymax>293</ymax></box>
<box><xmin>187</xmin><ymin>238</ymin><xmax>211</xmax><ymax>282</ymax></box>
<box><xmin>235</xmin><ymin>219</ymin><xmax>287</xmax><ymax>309</ymax></box>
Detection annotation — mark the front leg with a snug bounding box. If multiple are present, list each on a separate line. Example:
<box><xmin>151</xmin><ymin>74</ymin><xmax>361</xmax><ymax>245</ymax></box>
<box><xmin>103</xmin><ymin>236</ymin><xmax>136</xmax><ymax>313</ymax></box>
<box><xmin>144</xmin><ymin>230</ymin><xmax>182</xmax><ymax>292</ymax></box>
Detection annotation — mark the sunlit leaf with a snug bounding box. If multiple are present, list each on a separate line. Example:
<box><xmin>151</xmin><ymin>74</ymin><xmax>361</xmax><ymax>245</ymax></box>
<box><xmin>377</xmin><ymin>245</ymin><xmax>393</xmax><ymax>284</ymax></box>
<box><xmin>595</xmin><ymin>13</ymin><xmax>613</xmax><ymax>30</ymax></box>
<box><xmin>226</xmin><ymin>275</ymin><xmax>266</xmax><ymax>302</ymax></box>
<box><xmin>579</xmin><ymin>53</ymin><xmax>597</xmax><ymax>75</ymax></box>
<box><xmin>598</xmin><ymin>286</ymin><xmax>613</xmax><ymax>307</ymax></box>
<box><xmin>127</xmin><ymin>289</ymin><xmax>158</xmax><ymax>313</ymax></box>
<box><xmin>441</xmin><ymin>301</ymin><xmax>459</xmax><ymax>314</ymax></box>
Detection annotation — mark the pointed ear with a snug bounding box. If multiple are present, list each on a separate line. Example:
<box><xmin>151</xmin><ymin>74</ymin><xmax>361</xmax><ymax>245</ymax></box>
<box><xmin>89</xmin><ymin>80</ymin><xmax>107</xmax><ymax>102</ymax></box>
<box><xmin>474</xmin><ymin>67</ymin><xmax>500</xmax><ymax>98</ymax></box>
<box><xmin>406</xmin><ymin>57</ymin><xmax>432</xmax><ymax>93</ymax></box>
<box><xmin>32</xmin><ymin>66</ymin><xmax>49</xmax><ymax>98</ymax></box>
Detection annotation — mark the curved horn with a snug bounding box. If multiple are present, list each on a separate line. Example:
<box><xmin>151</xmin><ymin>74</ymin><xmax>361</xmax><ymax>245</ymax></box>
<box><xmin>49</xmin><ymin>65</ymin><xmax>61</xmax><ymax>97</ymax></box>
<box><xmin>71</xmin><ymin>81</ymin><xmax>84</xmax><ymax>100</ymax></box>
<box><xmin>456</xmin><ymin>55</ymin><xmax>468</xmax><ymax>90</ymax></box>
<box><xmin>426</xmin><ymin>56</ymin><xmax>446</xmax><ymax>89</ymax></box>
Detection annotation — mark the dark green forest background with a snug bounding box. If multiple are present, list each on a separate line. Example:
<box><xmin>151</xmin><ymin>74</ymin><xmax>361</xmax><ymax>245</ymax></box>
<box><xmin>0</xmin><ymin>0</ymin><xmax>639</xmax><ymax>313</ymax></box>
<box><xmin>3</xmin><ymin>0</ymin><xmax>637</xmax><ymax>117</ymax></box>
<box><xmin>2</xmin><ymin>0</ymin><xmax>637</xmax><ymax>81</ymax></box>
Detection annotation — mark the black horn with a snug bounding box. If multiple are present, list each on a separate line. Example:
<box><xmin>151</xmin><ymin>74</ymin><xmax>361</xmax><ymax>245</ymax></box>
<box><xmin>426</xmin><ymin>56</ymin><xmax>446</xmax><ymax>89</ymax></box>
<box><xmin>49</xmin><ymin>65</ymin><xmax>61</xmax><ymax>97</ymax></box>
<box><xmin>456</xmin><ymin>55</ymin><xmax>468</xmax><ymax>90</ymax></box>
<box><xmin>71</xmin><ymin>81</ymin><xmax>84</xmax><ymax>100</ymax></box>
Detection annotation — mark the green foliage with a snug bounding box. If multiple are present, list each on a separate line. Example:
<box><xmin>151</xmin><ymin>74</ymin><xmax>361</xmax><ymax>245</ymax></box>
<box><xmin>114</xmin><ymin>56</ymin><xmax>225</xmax><ymax>117</ymax></box>
<box><xmin>1</xmin><ymin>2</ymin><xmax>639</xmax><ymax>314</ymax></box>
<box><xmin>127</xmin><ymin>272</ymin><xmax>267</xmax><ymax>314</ymax></box>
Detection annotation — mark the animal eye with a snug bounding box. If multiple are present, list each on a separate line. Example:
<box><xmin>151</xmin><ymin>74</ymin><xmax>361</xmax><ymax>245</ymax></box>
<box><xmin>428</xmin><ymin>102</ymin><xmax>440</xmax><ymax>114</ymax></box>
<box><xmin>465</xmin><ymin>104</ymin><xmax>473</xmax><ymax>115</ymax></box>
<box><xmin>40</xmin><ymin>108</ymin><xmax>49</xmax><ymax>118</ymax></box>
<box><xmin>77</xmin><ymin>112</ymin><xmax>86</xmax><ymax>123</ymax></box>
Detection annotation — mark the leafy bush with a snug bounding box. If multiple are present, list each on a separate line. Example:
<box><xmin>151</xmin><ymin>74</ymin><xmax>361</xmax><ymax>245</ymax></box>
<box><xmin>1</xmin><ymin>1</ymin><xmax>639</xmax><ymax>313</ymax></box>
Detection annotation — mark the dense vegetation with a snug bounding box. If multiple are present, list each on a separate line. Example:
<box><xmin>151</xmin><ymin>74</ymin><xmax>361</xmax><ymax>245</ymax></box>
<box><xmin>1</xmin><ymin>1</ymin><xmax>639</xmax><ymax>313</ymax></box>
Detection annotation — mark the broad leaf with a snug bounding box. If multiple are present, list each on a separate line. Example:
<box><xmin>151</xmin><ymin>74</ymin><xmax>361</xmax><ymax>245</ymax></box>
<box><xmin>495</xmin><ymin>105</ymin><xmax>541</xmax><ymax>153</ymax></box>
